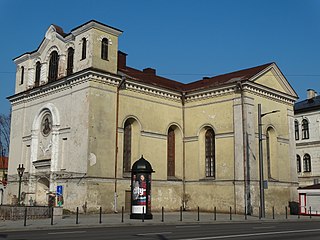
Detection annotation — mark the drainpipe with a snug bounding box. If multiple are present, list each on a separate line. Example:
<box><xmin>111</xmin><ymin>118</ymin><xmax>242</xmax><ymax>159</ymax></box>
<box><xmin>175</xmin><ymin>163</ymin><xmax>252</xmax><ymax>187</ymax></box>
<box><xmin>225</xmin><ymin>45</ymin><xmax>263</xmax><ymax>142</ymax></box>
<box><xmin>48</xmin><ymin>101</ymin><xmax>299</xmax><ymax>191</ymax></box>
<box><xmin>114</xmin><ymin>76</ymin><xmax>126</xmax><ymax>213</ymax></box>
<box><xmin>182</xmin><ymin>92</ymin><xmax>186</xmax><ymax>210</ymax></box>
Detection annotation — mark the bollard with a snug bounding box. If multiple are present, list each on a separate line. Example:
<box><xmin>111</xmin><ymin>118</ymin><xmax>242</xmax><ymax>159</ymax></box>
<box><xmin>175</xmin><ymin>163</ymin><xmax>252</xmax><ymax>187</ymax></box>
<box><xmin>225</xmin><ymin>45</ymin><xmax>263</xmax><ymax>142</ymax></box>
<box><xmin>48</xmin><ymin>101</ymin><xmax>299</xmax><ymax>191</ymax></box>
<box><xmin>99</xmin><ymin>207</ymin><xmax>102</xmax><ymax>224</ymax></box>
<box><xmin>272</xmin><ymin>206</ymin><xmax>275</xmax><ymax>219</ymax></box>
<box><xmin>285</xmin><ymin>206</ymin><xmax>288</xmax><ymax>219</ymax></box>
<box><xmin>142</xmin><ymin>206</ymin><xmax>145</xmax><ymax>222</ymax></box>
<box><xmin>24</xmin><ymin>207</ymin><xmax>27</xmax><ymax>227</ymax></box>
<box><xmin>245</xmin><ymin>206</ymin><xmax>247</xmax><ymax>220</ymax></box>
<box><xmin>197</xmin><ymin>206</ymin><xmax>200</xmax><ymax>221</ymax></box>
<box><xmin>259</xmin><ymin>207</ymin><xmax>261</xmax><ymax>219</ymax></box>
<box><xmin>298</xmin><ymin>211</ymin><xmax>300</xmax><ymax>219</ymax></box>
<box><xmin>214</xmin><ymin>206</ymin><xmax>216</xmax><ymax>221</ymax></box>
<box><xmin>121</xmin><ymin>206</ymin><xmax>124</xmax><ymax>223</ymax></box>
<box><xmin>51</xmin><ymin>207</ymin><xmax>54</xmax><ymax>225</ymax></box>
<box><xmin>161</xmin><ymin>206</ymin><xmax>164</xmax><ymax>222</ymax></box>
<box><xmin>230</xmin><ymin>206</ymin><xmax>232</xmax><ymax>221</ymax></box>
<box><xmin>180</xmin><ymin>206</ymin><xmax>183</xmax><ymax>221</ymax></box>
<box><xmin>309</xmin><ymin>207</ymin><xmax>312</xmax><ymax>219</ymax></box>
<box><xmin>76</xmin><ymin>207</ymin><xmax>79</xmax><ymax>224</ymax></box>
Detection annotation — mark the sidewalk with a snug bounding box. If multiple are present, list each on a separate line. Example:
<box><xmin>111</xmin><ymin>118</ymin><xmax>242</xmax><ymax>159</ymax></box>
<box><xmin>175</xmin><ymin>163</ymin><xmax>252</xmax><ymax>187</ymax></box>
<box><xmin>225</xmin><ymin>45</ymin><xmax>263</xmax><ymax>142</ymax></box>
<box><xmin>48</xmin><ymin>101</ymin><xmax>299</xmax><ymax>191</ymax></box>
<box><xmin>1</xmin><ymin>211</ymin><xmax>319</xmax><ymax>232</ymax></box>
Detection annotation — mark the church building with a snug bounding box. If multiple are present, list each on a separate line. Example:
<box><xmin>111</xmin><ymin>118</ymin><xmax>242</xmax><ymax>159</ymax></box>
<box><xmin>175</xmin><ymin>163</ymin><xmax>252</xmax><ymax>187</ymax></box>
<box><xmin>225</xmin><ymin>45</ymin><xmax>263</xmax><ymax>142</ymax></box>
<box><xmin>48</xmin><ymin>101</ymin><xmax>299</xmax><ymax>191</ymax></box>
<box><xmin>6</xmin><ymin>20</ymin><xmax>298</xmax><ymax>215</ymax></box>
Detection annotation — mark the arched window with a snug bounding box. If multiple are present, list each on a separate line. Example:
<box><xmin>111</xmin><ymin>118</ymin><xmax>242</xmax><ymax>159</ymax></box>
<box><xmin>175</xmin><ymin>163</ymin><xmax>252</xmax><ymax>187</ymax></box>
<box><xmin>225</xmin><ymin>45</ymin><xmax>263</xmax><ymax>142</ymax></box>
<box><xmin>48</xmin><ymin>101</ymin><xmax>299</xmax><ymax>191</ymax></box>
<box><xmin>81</xmin><ymin>38</ymin><xmax>87</xmax><ymax>60</ymax></box>
<box><xmin>35</xmin><ymin>61</ymin><xmax>41</xmax><ymax>87</ymax></box>
<box><xmin>266</xmin><ymin>129</ymin><xmax>271</xmax><ymax>178</ymax></box>
<box><xmin>123</xmin><ymin>120</ymin><xmax>132</xmax><ymax>174</ymax></box>
<box><xmin>297</xmin><ymin>155</ymin><xmax>301</xmax><ymax>173</ymax></box>
<box><xmin>294</xmin><ymin>120</ymin><xmax>299</xmax><ymax>140</ymax></box>
<box><xmin>48</xmin><ymin>51</ymin><xmax>59</xmax><ymax>82</ymax></box>
<box><xmin>67</xmin><ymin>47</ymin><xmax>74</xmax><ymax>75</ymax></box>
<box><xmin>101</xmin><ymin>38</ymin><xmax>108</xmax><ymax>60</ymax></box>
<box><xmin>302</xmin><ymin>119</ymin><xmax>309</xmax><ymax>139</ymax></box>
<box><xmin>20</xmin><ymin>66</ymin><xmax>24</xmax><ymax>85</ymax></box>
<box><xmin>303</xmin><ymin>154</ymin><xmax>311</xmax><ymax>172</ymax></box>
<box><xmin>205</xmin><ymin>129</ymin><xmax>215</xmax><ymax>177</ymax></box>
<box><xmin>266</xmin><ymin>127</ymin><xmax>278</xmax><ymax>179</ymax></box>
<box><xmin>167</xmin><ymin>127</ymin><xmax>175</xmax><ymax>177</ymax></box>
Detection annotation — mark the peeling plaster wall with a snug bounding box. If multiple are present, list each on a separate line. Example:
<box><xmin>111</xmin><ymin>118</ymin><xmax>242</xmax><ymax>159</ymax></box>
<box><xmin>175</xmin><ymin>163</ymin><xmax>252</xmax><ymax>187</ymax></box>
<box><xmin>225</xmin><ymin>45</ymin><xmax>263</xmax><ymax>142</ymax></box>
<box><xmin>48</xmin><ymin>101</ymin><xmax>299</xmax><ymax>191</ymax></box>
<box><xmin>7</xmin><ymin>81</ymin><xmax>90</xmax><ymax>205</ymax></box>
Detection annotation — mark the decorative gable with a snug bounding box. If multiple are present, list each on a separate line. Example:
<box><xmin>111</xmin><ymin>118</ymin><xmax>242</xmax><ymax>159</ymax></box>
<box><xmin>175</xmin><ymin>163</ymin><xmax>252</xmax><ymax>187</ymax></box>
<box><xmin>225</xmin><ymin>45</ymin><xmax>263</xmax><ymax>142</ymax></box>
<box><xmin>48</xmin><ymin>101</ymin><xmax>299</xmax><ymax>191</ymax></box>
<box><xmin>251</xmin><ymin>63</ymin><xmax>297</xmax><ymax>98</ymax></box>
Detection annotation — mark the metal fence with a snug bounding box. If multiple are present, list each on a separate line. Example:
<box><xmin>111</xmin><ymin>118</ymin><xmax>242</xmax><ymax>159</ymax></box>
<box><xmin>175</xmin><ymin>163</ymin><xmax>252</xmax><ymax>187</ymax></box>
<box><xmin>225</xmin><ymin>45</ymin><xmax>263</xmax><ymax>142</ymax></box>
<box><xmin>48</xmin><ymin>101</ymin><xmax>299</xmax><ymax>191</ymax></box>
<box><xmin>0</xmin><ymin>205</ymin><xmax>51</xmax><ymax>220</ymax></box>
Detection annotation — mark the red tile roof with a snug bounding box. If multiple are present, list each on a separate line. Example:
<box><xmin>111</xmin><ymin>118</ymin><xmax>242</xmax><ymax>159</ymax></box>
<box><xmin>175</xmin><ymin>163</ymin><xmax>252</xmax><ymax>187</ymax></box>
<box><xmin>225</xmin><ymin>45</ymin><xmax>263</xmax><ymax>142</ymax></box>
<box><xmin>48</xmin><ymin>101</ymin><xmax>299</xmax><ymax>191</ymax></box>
<box><xmin>183</xmin><ymin>63</ymin><xmax>273</xmax><ymax>92</ymax></box>
<box><xmin>0</xmin><ymin>156</ymin><xmax>8</xmax><ymax>169</ymax></box>
<box><xmin>52</xmin><ymin>24</ymin><xmax>67</xmax><ymax>37</ymax></box>
<box><xmin>119</xmin><ymin>66</ymin><xmax>185</xmax><ymax>91</ymax></box>
<box><xmin>119</xmin><ymin>62</ymin><xmax>274</xmax><ymax>93</ymax></box>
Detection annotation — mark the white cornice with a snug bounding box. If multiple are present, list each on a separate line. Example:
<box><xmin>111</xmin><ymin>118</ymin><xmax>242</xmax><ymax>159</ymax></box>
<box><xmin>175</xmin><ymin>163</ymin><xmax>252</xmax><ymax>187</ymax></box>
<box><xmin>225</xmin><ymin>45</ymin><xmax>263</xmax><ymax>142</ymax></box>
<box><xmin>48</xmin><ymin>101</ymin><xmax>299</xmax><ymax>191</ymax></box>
<box><xmin>8</xmin><ymin>67</ymin><xmax>297</xmax><ymax>107</ymax></box>
<box><xmin>14</xmin><ymin>54</ymin><xmax>30</xmax><ymax>64</ymax></box>
<box><xmin>182</xmin><ymin>80</ymin><xmax>296</xmax><ymax>105</ymax></box>
<box><xmin>8</xmin><ymin>69</ymin><xmax>122</xmax><ymax>106</ymax></box>
<box><xmin>124</xmin><ymin>80</ymin><xmax>182</xmax><ymax>102</ymax></box>
<box><xmin>245</xmin><ymin>82</ymin><xmax>296</xmax><ymax>105</ymax></box>
<box><xmin>185</xmin><ymin>85</ymin><xmax>236</xmax><ymax>102</ymax></box>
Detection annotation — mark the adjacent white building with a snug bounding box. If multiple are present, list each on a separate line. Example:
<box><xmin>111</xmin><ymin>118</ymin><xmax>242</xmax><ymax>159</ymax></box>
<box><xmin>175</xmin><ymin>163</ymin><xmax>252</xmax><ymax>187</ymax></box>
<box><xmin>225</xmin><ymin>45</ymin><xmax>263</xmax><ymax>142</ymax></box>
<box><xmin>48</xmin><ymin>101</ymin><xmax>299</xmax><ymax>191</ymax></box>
<box><xmin>294</xmin><ymin>89</ymin><xmax>320</xmax><ymax>187</ymax></box>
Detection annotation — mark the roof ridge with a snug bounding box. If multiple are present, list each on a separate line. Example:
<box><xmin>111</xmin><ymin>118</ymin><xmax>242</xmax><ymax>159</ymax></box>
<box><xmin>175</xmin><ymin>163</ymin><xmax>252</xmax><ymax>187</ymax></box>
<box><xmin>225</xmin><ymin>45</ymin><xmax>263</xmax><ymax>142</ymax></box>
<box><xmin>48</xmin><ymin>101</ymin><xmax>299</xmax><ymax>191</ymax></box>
<box><xmin>120</xmin><ymin>62</ymin><xmax>274</xmax><ymax>92</ymax></box>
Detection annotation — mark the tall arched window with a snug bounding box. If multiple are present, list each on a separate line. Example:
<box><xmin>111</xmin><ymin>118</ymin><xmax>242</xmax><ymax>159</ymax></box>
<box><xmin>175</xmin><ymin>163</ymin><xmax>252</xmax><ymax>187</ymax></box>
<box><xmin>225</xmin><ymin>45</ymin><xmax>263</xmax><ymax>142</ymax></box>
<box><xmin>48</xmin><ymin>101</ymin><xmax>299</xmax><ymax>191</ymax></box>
<box><xmin>294</xmin><ymin>120</ymin><xmax>299</xmax><ymax>140</ymax></box>
<box><xmin>35</xmin><ymin>61</ymin><xmax>41</xmax><ymax>87</ymax></box>
<box><xmin>81</xmin><ymin>38</ymin><xmax>87</xmax><ymax>60</ymax></box>
<box><xmin>297</xmin><ymin>155</ymin><xmax>301</xmax><ymax>173</ymax></box>
<box><xmin>101</xmin><ymin>38</ymin><xmax>108</xmax><ymax>60</ymax></box>
<box><xmin>266</xmin><ymin>127</ymin><xmax>278</xmax><ymax>179</ymax></box>
<box><xmin>266</xmin><ymin>129</ymin><xmax>272</xmax><ymax>179</ymax></box>
<box><xmin>20</xmin><ymin>66</ymin><xmax>24</xmax><ymax>84</ymax></box>
<box><xmin>123</xmin><ymin>120</ymin><xmax>132</xmax><ymax>174</ymax></box>
<box><xmin>303</xmin><ymin>154</ymin><xmax>311</xmax><ymax>172</ymax></box>
<box><xmin>167</xmin><ymin>127</ymin><xmax>175</xmax><ymax>177</ymax></box>
<box><xmin>205</xmin><ymin>129</ymin><xmax>215</xmax><ymax>177</ymax></box>
<box><xmin>48</xmin><ymin>51</ymin><xmax>59</xmax><ymax>82</ymax></box>
<box><xmin>302</xmin><ymin>119</ymin><xmax>309</xmax><ymax>139</ymax></box>
<box><xmin>67</xmin><ymin>47</ymin><xmax>74</xmax><ymax>76</ymax></box>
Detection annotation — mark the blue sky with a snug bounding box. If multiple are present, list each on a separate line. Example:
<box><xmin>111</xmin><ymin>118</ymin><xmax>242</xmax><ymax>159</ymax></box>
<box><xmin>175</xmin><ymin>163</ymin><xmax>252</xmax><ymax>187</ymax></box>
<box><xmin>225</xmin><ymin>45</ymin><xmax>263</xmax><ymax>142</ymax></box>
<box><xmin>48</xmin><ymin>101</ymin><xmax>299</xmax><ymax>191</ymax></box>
<box><xmin>1</xmin><ymin>0</ymin><xmax>320</xmax><ymax>115</ymax></box>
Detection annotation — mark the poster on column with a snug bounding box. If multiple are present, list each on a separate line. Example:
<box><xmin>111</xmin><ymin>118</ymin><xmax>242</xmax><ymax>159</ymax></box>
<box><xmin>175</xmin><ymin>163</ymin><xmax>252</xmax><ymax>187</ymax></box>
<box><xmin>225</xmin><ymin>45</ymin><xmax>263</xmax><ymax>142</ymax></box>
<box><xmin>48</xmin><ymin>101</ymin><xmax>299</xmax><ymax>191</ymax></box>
<box><xmin>56</xmin><ymin>185</ymin><xmax>63</xmax><ymax>207</ymax></box>
<box><xmin>132</xmin><ymin>173</ymin><xmax>147</xmax><ymax>214</ymax></box>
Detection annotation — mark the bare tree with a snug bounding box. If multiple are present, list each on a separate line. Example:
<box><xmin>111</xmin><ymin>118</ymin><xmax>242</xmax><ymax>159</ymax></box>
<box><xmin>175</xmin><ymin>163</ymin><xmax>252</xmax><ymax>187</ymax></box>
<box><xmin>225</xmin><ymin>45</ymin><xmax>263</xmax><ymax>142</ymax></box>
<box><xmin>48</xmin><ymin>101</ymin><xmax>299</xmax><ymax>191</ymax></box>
<box><xmin>0</xmin><ymin>112</ymin><xmax>11</xmax><ymax>156</ymax></box>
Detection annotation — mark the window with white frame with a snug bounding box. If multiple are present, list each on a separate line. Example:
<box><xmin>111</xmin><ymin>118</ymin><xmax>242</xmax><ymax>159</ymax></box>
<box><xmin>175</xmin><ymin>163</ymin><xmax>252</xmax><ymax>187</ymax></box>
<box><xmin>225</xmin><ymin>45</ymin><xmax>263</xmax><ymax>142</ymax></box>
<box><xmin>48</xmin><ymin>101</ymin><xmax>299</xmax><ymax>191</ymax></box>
<box><xmin>297</xmin><ymin>155</ymin><xmax>301</xmax><ymax>173</ymax></box>
<box><xmin>294</xmin><ymin>120</ymin><xmax>299</xmax><ymax>140</ymax></box>
<box><xmin>303</xmin><ymin>154</ymin><xmax>311</xmax><ymax>172</ymax></box>
<box><xmin>302</xmin><ymin>119</ymin><xmax>309</xmax><ymax>139</ymax></box>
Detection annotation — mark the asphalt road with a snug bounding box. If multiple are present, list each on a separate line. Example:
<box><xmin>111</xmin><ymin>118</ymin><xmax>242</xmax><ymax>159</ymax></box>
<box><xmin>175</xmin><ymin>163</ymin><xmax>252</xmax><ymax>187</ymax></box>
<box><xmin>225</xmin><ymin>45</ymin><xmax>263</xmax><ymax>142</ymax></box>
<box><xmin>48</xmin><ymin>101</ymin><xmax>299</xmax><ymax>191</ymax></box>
<box><xmin>2</xmin><ymin>221</ymin><xmax>320</xmax><ymax>240</ymax></box>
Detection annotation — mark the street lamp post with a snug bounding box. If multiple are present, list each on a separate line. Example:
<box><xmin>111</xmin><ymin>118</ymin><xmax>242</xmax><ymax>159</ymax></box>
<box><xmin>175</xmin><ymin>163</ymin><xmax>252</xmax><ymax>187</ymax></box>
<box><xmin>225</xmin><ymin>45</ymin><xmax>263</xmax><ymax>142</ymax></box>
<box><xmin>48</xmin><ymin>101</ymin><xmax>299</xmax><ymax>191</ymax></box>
<box><xmin>1</xmin><ymin>148</ymin><xmax>5</xmax><ymax>184</ymax></box>
<box><xmin>17</xmin><ymin>164</ymin><xmax>25</xmax><ymax>206</ymax></box>
<box><xmin>258</xmin><ymin>104</ymin><xmax>279</xmax><ymax>218</ymax></box>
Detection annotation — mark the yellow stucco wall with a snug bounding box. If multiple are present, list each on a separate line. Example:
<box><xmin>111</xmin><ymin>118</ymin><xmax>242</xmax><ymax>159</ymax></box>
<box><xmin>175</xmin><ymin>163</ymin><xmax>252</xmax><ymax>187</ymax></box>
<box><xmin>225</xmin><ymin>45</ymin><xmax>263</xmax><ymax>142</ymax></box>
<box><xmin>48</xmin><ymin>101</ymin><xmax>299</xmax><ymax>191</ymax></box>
<box><xmin>91</xmin><ymin>29</ymin><xmax>119</xmax><ymax>74</ymax></box>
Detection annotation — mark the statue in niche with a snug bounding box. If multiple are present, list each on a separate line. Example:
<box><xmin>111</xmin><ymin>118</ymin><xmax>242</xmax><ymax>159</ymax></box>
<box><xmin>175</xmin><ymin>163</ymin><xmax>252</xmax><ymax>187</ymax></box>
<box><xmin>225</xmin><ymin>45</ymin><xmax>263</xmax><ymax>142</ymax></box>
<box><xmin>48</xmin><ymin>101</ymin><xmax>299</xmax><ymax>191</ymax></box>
<box><xmin>41</xmin><ymin>114</ymin><xmax>52</xmax><ymax>136</ymax></box>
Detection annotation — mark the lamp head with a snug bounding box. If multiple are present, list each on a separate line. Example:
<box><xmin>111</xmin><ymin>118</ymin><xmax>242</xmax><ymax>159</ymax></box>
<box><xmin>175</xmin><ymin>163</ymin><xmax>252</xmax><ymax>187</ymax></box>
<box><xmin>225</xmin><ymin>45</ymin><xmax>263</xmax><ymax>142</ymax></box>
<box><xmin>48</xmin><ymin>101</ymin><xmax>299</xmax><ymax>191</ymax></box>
<box><xmin>17</xmin><ymin>164</ymin><xmax>25</xmax><ymax>177</ymax></box>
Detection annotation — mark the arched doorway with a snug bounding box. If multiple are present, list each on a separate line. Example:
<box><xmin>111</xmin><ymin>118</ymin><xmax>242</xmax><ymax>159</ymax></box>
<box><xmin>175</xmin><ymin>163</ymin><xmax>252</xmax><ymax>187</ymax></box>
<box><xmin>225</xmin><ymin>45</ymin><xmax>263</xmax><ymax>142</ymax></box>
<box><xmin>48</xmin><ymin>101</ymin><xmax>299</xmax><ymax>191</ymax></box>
<box><xmin>35</xmin><ymin>177</ymin><xmax>50</xmax><ymax>206</ymax></box>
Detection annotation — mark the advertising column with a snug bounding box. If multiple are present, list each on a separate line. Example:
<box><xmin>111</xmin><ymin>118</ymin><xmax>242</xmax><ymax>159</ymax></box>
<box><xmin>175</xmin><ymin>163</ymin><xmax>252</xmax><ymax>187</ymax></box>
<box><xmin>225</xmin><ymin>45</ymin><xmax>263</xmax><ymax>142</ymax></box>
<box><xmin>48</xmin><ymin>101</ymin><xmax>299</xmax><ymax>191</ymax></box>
<box><xmin>130</xmin><ymin>156</ymin><xmax>154</xmax><ymax>219</ymax></box>
<box><xmin>132</xmin><ymin>173</ymin><xmax>150</xmax><ymax>214</ymax></box>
